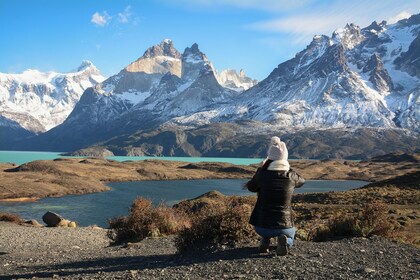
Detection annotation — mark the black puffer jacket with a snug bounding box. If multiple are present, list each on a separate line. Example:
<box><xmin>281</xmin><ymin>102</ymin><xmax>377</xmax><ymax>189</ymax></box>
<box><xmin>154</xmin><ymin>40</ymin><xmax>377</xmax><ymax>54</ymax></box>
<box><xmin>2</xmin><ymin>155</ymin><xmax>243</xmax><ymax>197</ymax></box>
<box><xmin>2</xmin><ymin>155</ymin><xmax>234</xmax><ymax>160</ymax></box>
<box><xmin>248</xmin><ymin>165</ymin><xmax>305</xmax><ymax>229</ymax></box>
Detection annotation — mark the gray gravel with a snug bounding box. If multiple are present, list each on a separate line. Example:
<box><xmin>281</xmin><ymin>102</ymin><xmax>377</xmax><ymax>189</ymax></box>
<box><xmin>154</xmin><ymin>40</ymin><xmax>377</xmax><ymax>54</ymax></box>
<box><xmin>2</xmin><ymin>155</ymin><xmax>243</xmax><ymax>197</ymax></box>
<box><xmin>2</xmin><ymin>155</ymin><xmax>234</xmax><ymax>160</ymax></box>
<box><xmin>0</xmin><ymin>222</ymin><xmax>419</xmax><ymax>279</ymax></box>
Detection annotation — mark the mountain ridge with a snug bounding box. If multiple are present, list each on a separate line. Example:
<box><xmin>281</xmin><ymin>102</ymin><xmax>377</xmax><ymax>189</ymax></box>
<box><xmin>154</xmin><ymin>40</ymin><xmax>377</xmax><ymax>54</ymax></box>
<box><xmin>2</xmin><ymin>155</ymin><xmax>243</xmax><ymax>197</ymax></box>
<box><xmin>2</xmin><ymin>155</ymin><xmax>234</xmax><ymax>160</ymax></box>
<box><xmin>4</xmin><ymin>14</ymin><xmax>420</xmax><ymax>159</ymax></box>
<box><xmin>0</xmin><ymin>61</ymin><xmax>105</xmax><ymax>133</ymax></box>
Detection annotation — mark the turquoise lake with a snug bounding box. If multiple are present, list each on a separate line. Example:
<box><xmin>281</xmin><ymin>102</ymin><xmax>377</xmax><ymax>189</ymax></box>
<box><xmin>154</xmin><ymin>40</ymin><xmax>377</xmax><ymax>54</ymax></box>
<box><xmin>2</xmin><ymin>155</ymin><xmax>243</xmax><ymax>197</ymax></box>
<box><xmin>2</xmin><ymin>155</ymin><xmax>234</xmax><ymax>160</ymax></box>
<box><xmin>0</xmin><ymin>151</ymin><xmax>366</xmax><ymax>227</ymax></box>
<box><xmin>0</xmin><ymin>150</ymin><xmax>263</xmax><ymax>165</ymax></box>
<box><xmin>0</xmin><ymin>179</ymin><xmax>367</xmax><ymax>228</ymax></box>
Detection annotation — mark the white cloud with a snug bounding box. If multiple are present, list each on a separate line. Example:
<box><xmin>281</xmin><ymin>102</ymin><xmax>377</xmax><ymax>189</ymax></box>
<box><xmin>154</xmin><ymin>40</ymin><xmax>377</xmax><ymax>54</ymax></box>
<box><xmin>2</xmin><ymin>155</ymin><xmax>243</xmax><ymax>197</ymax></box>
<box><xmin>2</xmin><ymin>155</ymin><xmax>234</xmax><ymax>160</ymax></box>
<box><xmin>247</xmin><ymin>0</ymin><xmax>420</xmax><ymax>45</ymax></box>
<box><xmin>91</xmin><ymin>11</ymin><xmax>111</xmax><ymax>27</ymax></box>
<box><xmin>388</xmin><ymin>11</ymin><xmax>412</xmax><ymax>24</ymax></box>
<box><xmin>118</xmin><ymin>6</ymin><xmax>132</xmax><ymax>23</ymax></box>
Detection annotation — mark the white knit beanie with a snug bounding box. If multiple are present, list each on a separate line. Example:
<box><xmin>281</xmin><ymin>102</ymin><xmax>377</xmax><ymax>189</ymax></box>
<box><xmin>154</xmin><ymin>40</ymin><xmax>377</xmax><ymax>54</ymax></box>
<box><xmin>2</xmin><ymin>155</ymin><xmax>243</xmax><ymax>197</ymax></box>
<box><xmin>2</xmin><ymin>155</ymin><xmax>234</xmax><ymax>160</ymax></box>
<box><xmin>267</xmin><ymin>136</ymin><xmax>288</xmax><ymax>161</ymax></box>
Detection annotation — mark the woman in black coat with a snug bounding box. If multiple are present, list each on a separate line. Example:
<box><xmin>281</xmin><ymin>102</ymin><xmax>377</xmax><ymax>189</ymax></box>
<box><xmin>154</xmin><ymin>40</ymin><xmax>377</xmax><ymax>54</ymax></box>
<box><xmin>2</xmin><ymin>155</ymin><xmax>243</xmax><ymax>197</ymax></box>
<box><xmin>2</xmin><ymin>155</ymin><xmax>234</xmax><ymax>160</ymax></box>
<box><xmin>247</xmin><ymin>137</ymin><xmax>305</xmax><ymax>256</ymax></box>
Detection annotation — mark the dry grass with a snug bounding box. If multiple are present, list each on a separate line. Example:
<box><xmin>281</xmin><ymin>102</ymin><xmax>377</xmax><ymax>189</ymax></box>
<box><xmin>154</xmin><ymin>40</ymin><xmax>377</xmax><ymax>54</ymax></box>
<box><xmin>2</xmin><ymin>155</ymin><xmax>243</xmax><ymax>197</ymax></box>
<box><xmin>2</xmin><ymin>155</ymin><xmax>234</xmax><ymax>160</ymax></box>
<box><xmin>174</xmin><ymin>192</ymin><xmax>257</xmax><ymax>253</ymax></box>
<box><xmin>0</xmin><ymin>212</ymin><xmax>22</xmax><ymax>223</ymax></box>
<box><xmin>175</xmin><ymin>204</ymin><xmax>256</xmax><ymax>253</ymax></box>
<box><xmin>108</xmin><ymin>197</ymin><xmax>190</xmax><ymax>244</ymax></box>
<box><xmin>309</xmin><ymin>201</ymin><xmax>395</xmax><ymax>241</ymax></box>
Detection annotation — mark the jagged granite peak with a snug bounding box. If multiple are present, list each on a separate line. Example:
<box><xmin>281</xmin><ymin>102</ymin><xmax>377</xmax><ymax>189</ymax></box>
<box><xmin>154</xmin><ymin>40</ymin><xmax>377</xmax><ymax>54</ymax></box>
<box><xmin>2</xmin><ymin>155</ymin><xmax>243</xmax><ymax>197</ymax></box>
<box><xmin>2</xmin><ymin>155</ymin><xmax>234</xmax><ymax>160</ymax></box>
<box><xmin>363</xmin><ymin>20</ymin><xmax>387</xmax><ymax>34</ymax></box>
<box><xmin>332</xmin><ymin>23</ymin><xmax>364</xmax><ymax>49</ymax></box>
<box><xmin>181</xmin><ymin>43</ymin><xmax>216</xmax><ymax>81</ymax></box>
<box><xmin>0</xmin><ymin>62</ymin><xmax>105</xmax><ymax>132</ymax></box>
<box><xmin>77</xmin><ymin>60</ymin><xmax>96</xmax><ymax>71</ymax></box>
<box><xmin>125</xmin><ymin>39</ymin><xmax>182</xmax><ymax>77</ymax></box>
<box><xmin>142</xmin><ymin>39</ymin><xmax>181</xmax><ymax>59</ymax></box>
<box><xmin>216</xmin><ymin>69</ymin><xmax>258</xmax><ymax>92</ymax></box>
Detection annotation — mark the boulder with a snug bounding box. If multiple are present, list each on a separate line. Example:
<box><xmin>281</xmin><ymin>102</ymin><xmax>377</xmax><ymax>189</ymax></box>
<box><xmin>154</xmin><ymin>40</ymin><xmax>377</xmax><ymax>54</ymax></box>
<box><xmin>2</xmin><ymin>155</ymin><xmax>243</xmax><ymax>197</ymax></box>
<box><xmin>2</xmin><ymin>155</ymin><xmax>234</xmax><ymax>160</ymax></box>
<box><xmin>68</xmin><ymin>221</ymin><xmax>77</xmax><ymax>228</ymax></box>
<box><xmin>42</xmin><ymin>211</ymin><xmax>64</xmax><ymax>227</ymax></box>
<box><xmin>25</xmin><ymin>219</ymin><xmax>43</xmax><ymax>227</ymax></box>
<box><xmin>58</xmin><ymin>219</ymin><xmax>70</xmax><ymax>227</ymax></box>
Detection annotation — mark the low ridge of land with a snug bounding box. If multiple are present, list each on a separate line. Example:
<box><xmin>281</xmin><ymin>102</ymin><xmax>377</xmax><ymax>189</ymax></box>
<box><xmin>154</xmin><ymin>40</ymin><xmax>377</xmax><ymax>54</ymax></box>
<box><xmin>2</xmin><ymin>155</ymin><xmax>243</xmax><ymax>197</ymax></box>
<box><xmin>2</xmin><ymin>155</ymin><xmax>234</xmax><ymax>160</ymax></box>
<box><xmin>0</xmin><ymin>153</ymin><xmax>418</xmax><ymax>201</ymax></box>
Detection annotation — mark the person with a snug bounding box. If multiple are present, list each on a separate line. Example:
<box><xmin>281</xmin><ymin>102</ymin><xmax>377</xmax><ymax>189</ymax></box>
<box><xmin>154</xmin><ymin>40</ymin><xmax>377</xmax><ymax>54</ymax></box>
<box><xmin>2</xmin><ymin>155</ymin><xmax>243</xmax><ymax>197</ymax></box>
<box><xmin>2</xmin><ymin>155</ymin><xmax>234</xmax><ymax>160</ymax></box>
<box><xmin>246</xmin><ymin>136</ymin><xmax>305</xmax><ymax>256</ymax></box>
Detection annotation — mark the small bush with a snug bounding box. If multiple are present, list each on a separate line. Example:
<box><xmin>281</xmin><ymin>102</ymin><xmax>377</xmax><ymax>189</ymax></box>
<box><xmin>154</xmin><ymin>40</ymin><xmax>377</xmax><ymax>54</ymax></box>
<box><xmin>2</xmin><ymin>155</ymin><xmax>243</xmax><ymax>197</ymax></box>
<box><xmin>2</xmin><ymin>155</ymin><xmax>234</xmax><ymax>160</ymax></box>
<box><xmin>108</xmin><ymin>197</ymin><xmax>189</xmax><ymax>244</ymax></box>
<box><xmin>311</xmin><ymin>201</ymin><xmax>394</xmax><ymax>241</ymax></box>
<box><xmin>0</xmin><ymin>212</ymin><xmax>22</xmax><ymax>223</ymax></box>
<box><xmin>175</xmin><ymin>204</ymin><xmax>256</xmax><ymax>253</ymax></box>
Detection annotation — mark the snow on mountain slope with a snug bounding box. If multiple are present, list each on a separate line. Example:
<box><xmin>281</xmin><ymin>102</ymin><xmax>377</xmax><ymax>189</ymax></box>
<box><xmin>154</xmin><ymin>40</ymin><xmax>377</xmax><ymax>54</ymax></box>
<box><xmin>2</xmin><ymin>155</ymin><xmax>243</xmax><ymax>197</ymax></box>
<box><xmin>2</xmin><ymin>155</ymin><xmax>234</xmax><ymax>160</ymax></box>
<box><xmin>0</xmin><ymin>61</ymin><xmax>105</xmax><ymax>132</ymax></box>
<box><xmin>14</xmin><ymin>15</ymin><xmax>419</xmax><ymax>153</ymax></box>
<box><xmin>62</xmin><ymin>40</ymin><xmax>243</xmax><ymax>129</ymax></box>
<box><xmin>171</xmin><ymin>14</ymin><xmax>419</xmax><ymax>132</ymax></box>
<box><xmin>216</xmin><ymin>69</ymin><xmax>258</xmax><ymax>91</ymax></box>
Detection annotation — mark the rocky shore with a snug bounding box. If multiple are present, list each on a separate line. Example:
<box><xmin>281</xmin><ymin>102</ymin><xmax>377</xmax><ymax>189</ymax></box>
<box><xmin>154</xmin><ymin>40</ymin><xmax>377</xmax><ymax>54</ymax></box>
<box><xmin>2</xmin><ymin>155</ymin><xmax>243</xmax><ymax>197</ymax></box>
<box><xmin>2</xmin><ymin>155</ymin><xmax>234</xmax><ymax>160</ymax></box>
<box><xmin>0</xmin><ymin>221</ymin><xmax>419</xmax><ymax>279</ymax></box>
<box><xmin>1</xmin><ymin>153</ymin><xmax>419</xmax><ymax>201</ymax></box>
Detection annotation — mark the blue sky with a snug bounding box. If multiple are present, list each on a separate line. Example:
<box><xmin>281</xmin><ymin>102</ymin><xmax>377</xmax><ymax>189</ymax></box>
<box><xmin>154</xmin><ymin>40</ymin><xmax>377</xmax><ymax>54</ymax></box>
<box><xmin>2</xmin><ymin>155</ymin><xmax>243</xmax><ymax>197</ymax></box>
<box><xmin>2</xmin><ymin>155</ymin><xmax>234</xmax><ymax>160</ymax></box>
<box><xmin>0</xmin><ymin>0</ymin><xmax>418</xmax><ymax>80</ymax></box>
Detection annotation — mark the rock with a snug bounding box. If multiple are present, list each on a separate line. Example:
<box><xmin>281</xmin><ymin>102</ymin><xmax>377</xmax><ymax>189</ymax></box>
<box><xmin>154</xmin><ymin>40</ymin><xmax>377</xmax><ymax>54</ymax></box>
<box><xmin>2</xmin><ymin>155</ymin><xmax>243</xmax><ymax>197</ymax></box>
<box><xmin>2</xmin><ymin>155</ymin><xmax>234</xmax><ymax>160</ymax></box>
<box><xmin>42</xmin><ymin>211</ymin><xmax>65</xmax><ymax>227</ymax></box>
<box><xmin>58</xmin><ymin>219</ymin><xmax>71</xmax><ymax>227</ymax></box>
<box><xmin>25</xmin><ymin>219</ymin><xmax>43</xmax><ymax>227</ymax></box>
<box><xmin>62</xmin><ymin>146</ymin><xmax>114</xmax><ymax>157</ymax></box>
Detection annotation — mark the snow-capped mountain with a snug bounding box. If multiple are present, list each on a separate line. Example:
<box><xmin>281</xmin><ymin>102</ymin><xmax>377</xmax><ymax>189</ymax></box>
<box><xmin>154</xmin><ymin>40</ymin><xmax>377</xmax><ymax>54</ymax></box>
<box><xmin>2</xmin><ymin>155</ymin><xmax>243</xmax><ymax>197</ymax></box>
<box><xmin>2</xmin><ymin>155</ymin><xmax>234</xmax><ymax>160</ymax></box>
<box><xmin>8</xmin><ymin>14</ymin><xmax>420</xmax><ymax>158</ymax></box>
<box><xmin>20</xmin><ymin>39</ymin><xmax>252</xmax><ymax>150</ymax></box>
<box><xmin>216</xmin><ymin>69</ymin><xmax>258</xmax><ymax>92</ymax></box>
<box><xmin>0</xmin><ymin>61</ymin><xmax>105</xmax><ymax>133</ymax></box>
<box><xmin>171</xmin><ymin>15</ymin><xmax>419</xmax><ymax>132</ymax></box>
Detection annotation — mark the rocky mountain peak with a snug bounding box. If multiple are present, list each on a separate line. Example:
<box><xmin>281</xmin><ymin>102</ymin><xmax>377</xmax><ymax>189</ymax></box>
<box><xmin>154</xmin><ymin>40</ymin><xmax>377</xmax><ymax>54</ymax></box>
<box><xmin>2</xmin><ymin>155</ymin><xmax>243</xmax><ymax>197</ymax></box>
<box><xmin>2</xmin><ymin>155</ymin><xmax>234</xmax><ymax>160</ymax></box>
<box><xmin>395</xmin><ymin>13</ymin><xmax>420</xmax><ymax>28</ymax></box>
<box><xmin>142</xmin><ymin>39</ymin><xmax>181</xmax><ymax>59</ymax></box>
<box><xmin>183</xmin><ymin>43</ymin><xmax>206</xmax><ymax>61</ymax></box>
<box><xmin>216</xmin><ymin>69</ymin><xmax>258</xmax><ymax>92</ymax></box>
<box><xmin>363</xmin><ymin>20</ymin><xmax>387</xmax><ymax>33</ymax></box>
<box><xmin>77</xmin><ymin>60</ymin><xmax>95</xmax><ymax>71</ymax></box>
<box><xmin>125</xmin><ymin>39</ymin><xmax>182</xmax><ymax>76</ymax></box>
<box><xmin>332</xmin><ymin>23</ymin><xmax>364</xmax><ymax>49</ymax></box>
<box><xmin>181</xmin><ymin>43</ymin><xmax>214</xmax><ymax>81</ymax></box>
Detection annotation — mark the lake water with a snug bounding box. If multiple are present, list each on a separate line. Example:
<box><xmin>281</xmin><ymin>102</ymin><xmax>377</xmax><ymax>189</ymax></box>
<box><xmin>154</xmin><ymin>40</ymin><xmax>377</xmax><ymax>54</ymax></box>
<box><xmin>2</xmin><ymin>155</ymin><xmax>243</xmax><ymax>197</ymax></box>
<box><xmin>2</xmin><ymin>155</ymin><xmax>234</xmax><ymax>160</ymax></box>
<box><xmin>0</xmin><ymin>150</ymin><xmax>263</xmax><ymax>165</ymax></box>
<box><xmin>0</xmin><ymin>179</ymin><xmax>367</xmax><ymax>227</ymax></box>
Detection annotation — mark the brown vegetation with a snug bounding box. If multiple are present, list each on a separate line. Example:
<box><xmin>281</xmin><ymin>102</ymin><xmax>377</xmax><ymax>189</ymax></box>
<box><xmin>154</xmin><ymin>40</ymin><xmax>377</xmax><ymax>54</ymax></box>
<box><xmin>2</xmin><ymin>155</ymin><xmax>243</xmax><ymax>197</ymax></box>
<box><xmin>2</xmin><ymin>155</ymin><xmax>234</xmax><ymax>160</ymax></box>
<box><xmin>0</xmin><ymin>212</ymin><xmax>22</xmax><ymax>223</ymax></box>
<box><xmin>309</xmin><ymin>202</ymin><xmax>394</xmax><ymax>241</ymax></box>
<box><xmin>0</xmin><ymin>154</ymin><xmax>418</xmax><ymax>201</ymax></box>
<box><xmin>108</xmin><ymin>197</ymin><xmax>190</xmax><ymax>244</ymax></box>
<box><xmin>174</xmin><ymin>192</ymin><xmax>257</xmax><ymax>253</ymax></box>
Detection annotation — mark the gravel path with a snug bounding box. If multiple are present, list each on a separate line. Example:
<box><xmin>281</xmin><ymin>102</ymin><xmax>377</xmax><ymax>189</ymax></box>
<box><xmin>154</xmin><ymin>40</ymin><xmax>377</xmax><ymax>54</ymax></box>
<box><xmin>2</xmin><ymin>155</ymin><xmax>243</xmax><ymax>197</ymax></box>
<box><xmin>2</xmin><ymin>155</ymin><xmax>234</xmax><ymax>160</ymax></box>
<box><xmin>0</xmin><ymin>222</ymin><xmax>419</xmax><ymax>279</ymax></box>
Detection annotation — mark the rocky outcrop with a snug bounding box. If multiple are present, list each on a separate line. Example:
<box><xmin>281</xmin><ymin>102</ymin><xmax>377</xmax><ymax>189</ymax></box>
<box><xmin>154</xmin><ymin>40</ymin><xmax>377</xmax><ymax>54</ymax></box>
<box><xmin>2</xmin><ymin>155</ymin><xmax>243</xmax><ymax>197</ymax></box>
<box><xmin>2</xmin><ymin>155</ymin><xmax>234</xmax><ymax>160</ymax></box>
<box><xmin>62</xmin><ymin>147</ymin><xmax>114</xmax><ymax>157</ymax></box>
<box><xmin>363</xmin><ymin>53</ymin><xmax>393</xmax><ymax>92</ymax></box>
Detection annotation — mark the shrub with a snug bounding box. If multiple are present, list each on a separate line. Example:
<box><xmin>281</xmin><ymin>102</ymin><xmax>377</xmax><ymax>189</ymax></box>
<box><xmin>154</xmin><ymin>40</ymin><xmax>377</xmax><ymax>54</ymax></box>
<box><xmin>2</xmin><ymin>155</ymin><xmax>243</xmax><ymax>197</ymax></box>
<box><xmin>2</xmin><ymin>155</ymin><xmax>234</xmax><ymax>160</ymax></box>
<box><xmin>175</xmin><ymin>204</ymin><xmax>256</xmax><ymax>253</ymax></box>
<box><xmin>108</xmin><ymin>197</ymin><xmax>190</xmax><ymax>244</ymax></box>
<box><xmin>310</xmin><ymin>201</ymin><xmax>394</xmax><ymax>241</ymax></box>
<box><xmin>0</xmin><ymin>212</ymin><xmax>22</xmax><ymax>223</ymax></box>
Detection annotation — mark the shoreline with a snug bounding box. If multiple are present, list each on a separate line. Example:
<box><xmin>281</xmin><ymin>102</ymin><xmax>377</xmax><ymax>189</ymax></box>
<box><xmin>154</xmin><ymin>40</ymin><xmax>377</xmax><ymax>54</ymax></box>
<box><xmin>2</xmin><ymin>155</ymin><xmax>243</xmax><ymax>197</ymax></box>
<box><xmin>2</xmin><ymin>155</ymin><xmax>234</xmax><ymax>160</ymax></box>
<box><xmin>0</xmin><ymin>156</ymin><xmax>418</xmax><ymax>202</ymax></box>
<box><xmin>0</xmin><ymin>197</ymin><xmax>40</xmax><ymax>203</ymax></box>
